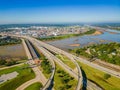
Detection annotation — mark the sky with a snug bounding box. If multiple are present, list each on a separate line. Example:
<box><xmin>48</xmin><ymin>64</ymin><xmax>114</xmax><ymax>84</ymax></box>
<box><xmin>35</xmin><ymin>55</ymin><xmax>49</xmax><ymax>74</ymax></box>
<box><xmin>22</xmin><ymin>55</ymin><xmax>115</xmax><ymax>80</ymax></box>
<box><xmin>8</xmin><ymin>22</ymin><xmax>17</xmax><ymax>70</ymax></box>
<box><xmin>0</xmin><ymin>0</ymin><xmax>120</xmax><ymax>24</ymax></box>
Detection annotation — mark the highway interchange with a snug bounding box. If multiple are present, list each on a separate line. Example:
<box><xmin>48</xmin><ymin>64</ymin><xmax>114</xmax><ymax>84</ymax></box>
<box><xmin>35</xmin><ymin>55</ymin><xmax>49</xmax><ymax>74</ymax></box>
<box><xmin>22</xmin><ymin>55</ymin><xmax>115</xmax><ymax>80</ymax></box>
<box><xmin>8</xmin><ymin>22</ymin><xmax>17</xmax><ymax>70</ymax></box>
<box><xmin>31</xmin><ymin>38</ymin><xmax>102</xmax><ymax>90</ymax></box>
<box><xmin>0</xmin><ymin>33</ymin><xmax>120</xmax><ymax>90</ymax></box>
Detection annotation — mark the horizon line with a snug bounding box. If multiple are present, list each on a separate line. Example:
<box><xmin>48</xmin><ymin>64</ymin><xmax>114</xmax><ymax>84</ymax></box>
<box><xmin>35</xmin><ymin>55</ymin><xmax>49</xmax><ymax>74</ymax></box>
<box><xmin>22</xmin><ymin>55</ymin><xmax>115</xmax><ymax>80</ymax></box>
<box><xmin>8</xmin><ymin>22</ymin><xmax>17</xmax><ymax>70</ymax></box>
<box><xmin>0</xmin><ymin>21</ymin><xmax>120</xmax><ymax>25</ymax></box>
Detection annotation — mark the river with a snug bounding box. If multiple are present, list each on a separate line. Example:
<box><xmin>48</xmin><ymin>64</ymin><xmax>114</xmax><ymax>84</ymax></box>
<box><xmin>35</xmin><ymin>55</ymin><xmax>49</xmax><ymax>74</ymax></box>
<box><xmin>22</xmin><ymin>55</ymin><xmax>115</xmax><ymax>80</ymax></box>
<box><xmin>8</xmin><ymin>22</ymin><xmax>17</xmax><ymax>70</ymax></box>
<box><xmin>47</xmin><ymin>29</ymin><xmax>120</xmax><ymax>50</ymax></box>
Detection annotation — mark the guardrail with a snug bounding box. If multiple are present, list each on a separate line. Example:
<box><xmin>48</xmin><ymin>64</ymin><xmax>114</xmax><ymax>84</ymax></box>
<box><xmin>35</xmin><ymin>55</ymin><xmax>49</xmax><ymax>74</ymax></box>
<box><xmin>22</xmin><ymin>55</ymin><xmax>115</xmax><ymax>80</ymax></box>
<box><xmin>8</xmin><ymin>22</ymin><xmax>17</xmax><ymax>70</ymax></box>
<box><xmin>30</xmin><ymin>41</ymin><xmax>56</xmax><ymax>90</ymax></box>
<box><xmin>1</xmin><ymin>34</ymin><xmax>105</xmax><ymax>90</ymax></box>
<box><xmin>25</xmin><ymin>40</ymin><xmax>38</xmax><ymax>59</ymax></box>
<box><xmin>0</xmin><ymin>34</ymin><xmax>56</xmax><ymax>90</ymax></box>
<box><xmin>33</xmin><ymin>39</ymin><xmax>83</xmax><ymax>90</ymax></box>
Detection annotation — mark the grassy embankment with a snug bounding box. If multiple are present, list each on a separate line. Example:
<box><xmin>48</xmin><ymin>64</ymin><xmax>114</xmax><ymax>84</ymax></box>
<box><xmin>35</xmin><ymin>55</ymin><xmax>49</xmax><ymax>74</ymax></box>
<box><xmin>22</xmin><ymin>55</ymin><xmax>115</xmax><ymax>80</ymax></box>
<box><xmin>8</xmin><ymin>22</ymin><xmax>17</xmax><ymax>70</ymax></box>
<box><xmin>71</xmin><ymin>42</ymin><xmax>120</xmax><ymax>65</ymax></box>
<box><xmin>54</xmin><ymin>63</ymin><xmax>77</xmax><ymax>90</ymax></box>
<box><xmin>31</xmin><ymin>41</ymin><xmax>77</xmax><ymax>89</ymax></box>
<box><xmin>77</xmin><ymin>62</ymin><xmax>120</xmax><ymax>90</ymax></box>
<box><xmin>0</xmin><ymin>64</ymin><xmax>35</xmax><ymax>90</ymax></box>
<box><xmin>29</xmin><ymin>41</ymin><xmax>76</xmax><ymax>89</ymax></box>
<box><xmin>58</xmin><ymin>54</ymin><xmax>120</xmax><ymax>90</ymax></box>
<box><xmin>40</xmin><ymin>57</ymin><xmax>52</xmax><ymax>78</ymax></box>
<box><xmin>56</xmin><ymin>54</ymin><xmax>76</xmax><ymax>69</ymax></box>
<box><xmin>37</xmin><ymin>29</ymin><xmax>96</xmax><ymax>41</ymax></box>
<box><xmin>24</xmin><ymin>82</ymin><xmax>43</xmax><ymax>90</ymax></box>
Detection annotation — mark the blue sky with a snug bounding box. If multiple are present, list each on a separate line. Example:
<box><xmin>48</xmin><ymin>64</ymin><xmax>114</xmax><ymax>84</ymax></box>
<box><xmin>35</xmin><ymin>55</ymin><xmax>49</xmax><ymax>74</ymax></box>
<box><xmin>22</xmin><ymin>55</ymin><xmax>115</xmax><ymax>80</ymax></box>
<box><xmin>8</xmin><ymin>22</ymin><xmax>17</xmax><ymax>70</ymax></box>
<box><xmin>0</xmin><ymin>0</ymin><xmax>120</xmax><ymax>24</ymax></box>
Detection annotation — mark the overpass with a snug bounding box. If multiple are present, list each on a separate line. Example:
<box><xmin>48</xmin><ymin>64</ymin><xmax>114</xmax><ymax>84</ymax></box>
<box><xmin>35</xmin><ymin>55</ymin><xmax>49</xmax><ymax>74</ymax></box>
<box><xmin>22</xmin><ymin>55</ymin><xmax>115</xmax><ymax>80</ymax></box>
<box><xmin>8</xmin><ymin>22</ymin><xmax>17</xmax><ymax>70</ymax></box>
<box><xmin>31</xmin><ymin>37</ymin><xmax>103</xmax><ymax>90</ymax></box>
<box><xmin>0</xmin><ymin>33</ymin><xmax>83</xmax><ymax>90</ymax></box>
<box><xmin>1</xmin><ymin>33</ymin><xmax>120</xmax><ymax>89</ymax></box>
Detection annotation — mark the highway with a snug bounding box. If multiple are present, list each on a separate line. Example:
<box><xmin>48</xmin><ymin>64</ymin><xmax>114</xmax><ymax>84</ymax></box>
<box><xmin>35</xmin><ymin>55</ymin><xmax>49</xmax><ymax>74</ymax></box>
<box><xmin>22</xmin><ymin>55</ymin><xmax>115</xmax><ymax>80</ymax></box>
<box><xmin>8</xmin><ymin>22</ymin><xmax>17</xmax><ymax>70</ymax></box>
<box><xmin>32</xmin><ymin>40</ymin><xmax>82</xmax><ymax>90</ymax></box>
<box><xmin>25</xmin><ymin>40</ymin><xmax>38</xmax><ymax>60</ymax></box>
<box><xmin>16</xmin><ymin>39</ymin><xmax>47</xmax><ymax>90</ymax></box>
<box><xmin>1</xmin><ymin>33</ymin><xmax>120</xmax><ymax>90</ymax></box>
<box><xmin>31</xmin><ymin>39</ymin><xmax>83</xmax><ymax>90</ymax></box>
<box><xmin>76</xmin><ymin>56</ymin><xmax>120</xmax><ymax>78</ymax></box>
<box><xmin>25</xmin><ymin>39</ymin><xmax>56</xmax><ymax>90</ymax></box>
<box><xmin>34</xmin><ymin>44</ymin><xmax>56</xmax><ymax>90</ymax></box>
<box><xmin>30</xmin><ymin>37</ymin><xmax>120</xmax><ymax>78</ymax></box>
<box><xmin>0</xmin><ymin>34</ymin><xmax>104</xmax><ymax>89</ymax></box>
<box><xmin>31</xmin><ymin>40</ymin><xmax>102</xmax><ymax>90</ymax></box>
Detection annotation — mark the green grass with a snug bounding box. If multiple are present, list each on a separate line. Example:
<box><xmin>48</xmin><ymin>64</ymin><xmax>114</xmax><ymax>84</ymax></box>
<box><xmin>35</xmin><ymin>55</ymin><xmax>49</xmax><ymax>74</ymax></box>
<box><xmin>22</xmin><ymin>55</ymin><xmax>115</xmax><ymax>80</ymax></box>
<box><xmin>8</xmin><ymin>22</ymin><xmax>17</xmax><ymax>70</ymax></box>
<box><xmin>24</xmin><ymin>82</ymin><xmax>43</xmax><ymax>90</ymax></box>
<box><xmin>77</xmin><ymin>61</ymin><xmax>120</xmax><ymax>90</ymax></box>
<box><xmin>72</xmin><ymin>42</ymin><xmax>120</xmax><ymax>65</ymax></box>
<box><xmin>0</xmin><ymin>64</ymin><xmax>28</xmax><ymax>75</ymax></box>
<box><xmin>54</xmin><ymin>64</ymin><xmax>77</xmax><ymax>90</ymax></box>
<box><xmin>56</xmin><ymin>54</ymin><xmax>76</xmax><ymax>69</ymax></box>
<box><xmin>39</xmin><ymin>66</ymin><xmax>51</xmax><ymax>78</ymax></box>
<box><xmin>37</xmin><ymin>29</ymin><xmax>96</xmax><ymax>41</ymax></box>
<box><xmin>0</xmin><ymin>64</ymin><xmax>35</xmax><ymax>90</ymax></box>
<box><xmin>0</xmin><ymin>60</ymin><xmax>26</xmax><ymax>68</ymax></box>
<box><xmin>39</xmin><ymin>58</ymin><xmax>51</xmax><ymax>78</ymax></box>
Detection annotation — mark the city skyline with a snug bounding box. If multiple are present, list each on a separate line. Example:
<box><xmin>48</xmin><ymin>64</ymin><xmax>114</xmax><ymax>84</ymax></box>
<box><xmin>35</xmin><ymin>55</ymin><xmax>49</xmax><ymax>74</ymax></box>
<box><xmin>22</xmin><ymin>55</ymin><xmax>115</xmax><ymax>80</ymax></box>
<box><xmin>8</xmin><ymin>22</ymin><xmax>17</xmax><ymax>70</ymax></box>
<box><xmin>0</xmin><ymin>0</ymin><xmax>120</xmax><ymax>24</ymax></box>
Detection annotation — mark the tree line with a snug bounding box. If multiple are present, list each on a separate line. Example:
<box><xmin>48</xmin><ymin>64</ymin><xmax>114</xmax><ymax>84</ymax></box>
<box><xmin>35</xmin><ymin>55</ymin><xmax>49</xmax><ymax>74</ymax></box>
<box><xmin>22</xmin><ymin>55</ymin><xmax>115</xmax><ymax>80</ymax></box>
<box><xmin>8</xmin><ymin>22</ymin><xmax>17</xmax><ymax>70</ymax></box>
<box><xmin>0</xmin><ymin>36</ymin><xmax>22</xmax><ymax>46</ymax></box>
<box><xmin>71</xmin><ymin>42</ymin><xmax>120</xmax><ymax>65</ymax></box>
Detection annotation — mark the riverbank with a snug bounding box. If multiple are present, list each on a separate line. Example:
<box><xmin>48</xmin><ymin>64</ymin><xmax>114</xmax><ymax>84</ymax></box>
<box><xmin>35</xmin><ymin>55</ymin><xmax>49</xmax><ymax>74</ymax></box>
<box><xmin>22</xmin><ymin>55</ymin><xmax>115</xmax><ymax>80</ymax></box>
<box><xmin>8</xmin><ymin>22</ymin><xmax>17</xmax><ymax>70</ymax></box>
<box><xmin>92</xmin><ymin>30</ymin><xmax>103</xmax><ymax>35</ymax></box>
<box><xmin>68</xmin><ymin>30</ymin><xmax>103</xmax><ymax>47</ymax></box>
<box><xmin>0</xmin><ymin>36</ymin><xmax>22</xmax><ymax>46</ymax></box>
<box><xmin>70</xmin><ymin>42</ymin><xmax>120</xmax><ymax>66</ymax></box>
<box><xmin>69</xmin><ymin>44</ymin><xmax>80</xmax><ymax>47</ymax></box>
<box><xmin>37</xmin><ymin>29</ymin><xmax>98</xmax><ymax>42</ymax></box>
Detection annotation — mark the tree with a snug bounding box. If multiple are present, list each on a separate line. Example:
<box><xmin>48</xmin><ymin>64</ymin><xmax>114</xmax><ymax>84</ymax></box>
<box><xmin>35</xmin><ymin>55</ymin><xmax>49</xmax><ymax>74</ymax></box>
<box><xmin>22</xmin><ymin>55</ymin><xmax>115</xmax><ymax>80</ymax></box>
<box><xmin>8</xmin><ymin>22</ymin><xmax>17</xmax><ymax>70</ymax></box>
<box><xmin>0</xmin><ymin>60</ymin><xmax>6</xmax><ymax>65</ymax></box>
<box><xmin>104</xmin><ymin>73</ymin><xmax>111</xmax><ymax>79</ymax></box>
<box><xmin>5</xmin><ymin>60</ymin><xmax>16</xmax><ymax>66</ymax></box>
<box><xmin>75</xmin><ymin>50</ymin><xmax>80</xmax><ymax>55</ymax></box>
<box><xmin>58</xmin><ymin>86</ymin><xmax>65</xmax><ymax>90</ymax></box>
<box><xmin>65</xmin><ymin>84</ymin><xmax>72</xmax><ymax>89</ymax></box>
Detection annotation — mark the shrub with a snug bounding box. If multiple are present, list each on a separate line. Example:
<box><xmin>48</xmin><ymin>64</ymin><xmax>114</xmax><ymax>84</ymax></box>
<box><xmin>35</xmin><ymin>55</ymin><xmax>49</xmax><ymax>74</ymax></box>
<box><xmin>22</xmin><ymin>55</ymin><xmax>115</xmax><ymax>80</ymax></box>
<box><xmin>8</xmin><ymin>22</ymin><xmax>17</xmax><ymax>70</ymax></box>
<box><xmin>65</xmin><ymin>84</ymin><xmax>72</xmax><ymax>89</ymax></box>
<box><xmin>41</xmin><ymin>59</ymin><xmax>52</xmax><ymax>74</ymax></box>
<box><xmin>5</xmin><ymin>60</ymin><xmax>17</xmax><ymax>66</ymax></box>
<box><xmin>0</xmin><ymin>60</ymin><xmax>6</xmax><ymax>65</ymax></box>
<box><xmin>57</xmin><ymin>70</ymin><xmax>62</xmax><ymax>73</ymax></box>
<box><xmin>104</xmin><ymin>73</ymin><xmax>111</xmax><ymax>79</ymax></box>
<box><xmin>58</xmin><ymin>86</ymin><xmax>65</xmax><ymax>90</ymax></box>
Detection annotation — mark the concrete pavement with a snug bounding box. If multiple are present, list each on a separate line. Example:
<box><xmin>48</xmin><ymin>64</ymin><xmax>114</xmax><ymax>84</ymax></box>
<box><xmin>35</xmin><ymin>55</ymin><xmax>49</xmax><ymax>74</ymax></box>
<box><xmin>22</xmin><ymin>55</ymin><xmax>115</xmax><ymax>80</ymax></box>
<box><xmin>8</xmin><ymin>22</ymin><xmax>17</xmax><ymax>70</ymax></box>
<box><xmin>31</xmin><ymin>38</ymin><xmax>103</xmax><ymax>90</ymax></box>
<box><xmin>16</xmin><ymin>39</ymin><xmax>47</xmax><ymax>90</ymax></box>
<box><xmin>1</xmin><ymin>34</ymin><xmax>120</xmax><ymax>90</ymax></box>
<box><xmin>36</xmin><ymin>45</ymin><xmax>102</xmax><ymax>90</ymax></box>
<box><xmin>32</xmin><ymin>38</ymin><xmax>120</xmax><ymax>78</ymax></box>
<box><xmin>31</xmin><ymin>39</ymin><xmax>102</xmax><ymax>90</ymax></box>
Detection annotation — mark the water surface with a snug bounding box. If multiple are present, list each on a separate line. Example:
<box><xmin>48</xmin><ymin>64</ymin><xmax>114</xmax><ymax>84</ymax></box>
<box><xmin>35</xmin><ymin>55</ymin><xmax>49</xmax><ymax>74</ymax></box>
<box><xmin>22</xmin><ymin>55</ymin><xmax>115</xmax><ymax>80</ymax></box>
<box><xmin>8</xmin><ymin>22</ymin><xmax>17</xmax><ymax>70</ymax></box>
<box><xmin>0</xmin><ymin>44</ymin><xmax>26</xmax><ymax>58</ymax></box>
<box><xmin>47</xmin><ymin>29</ymin><xmax>120</xmax><ymax>50</ymax></box>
